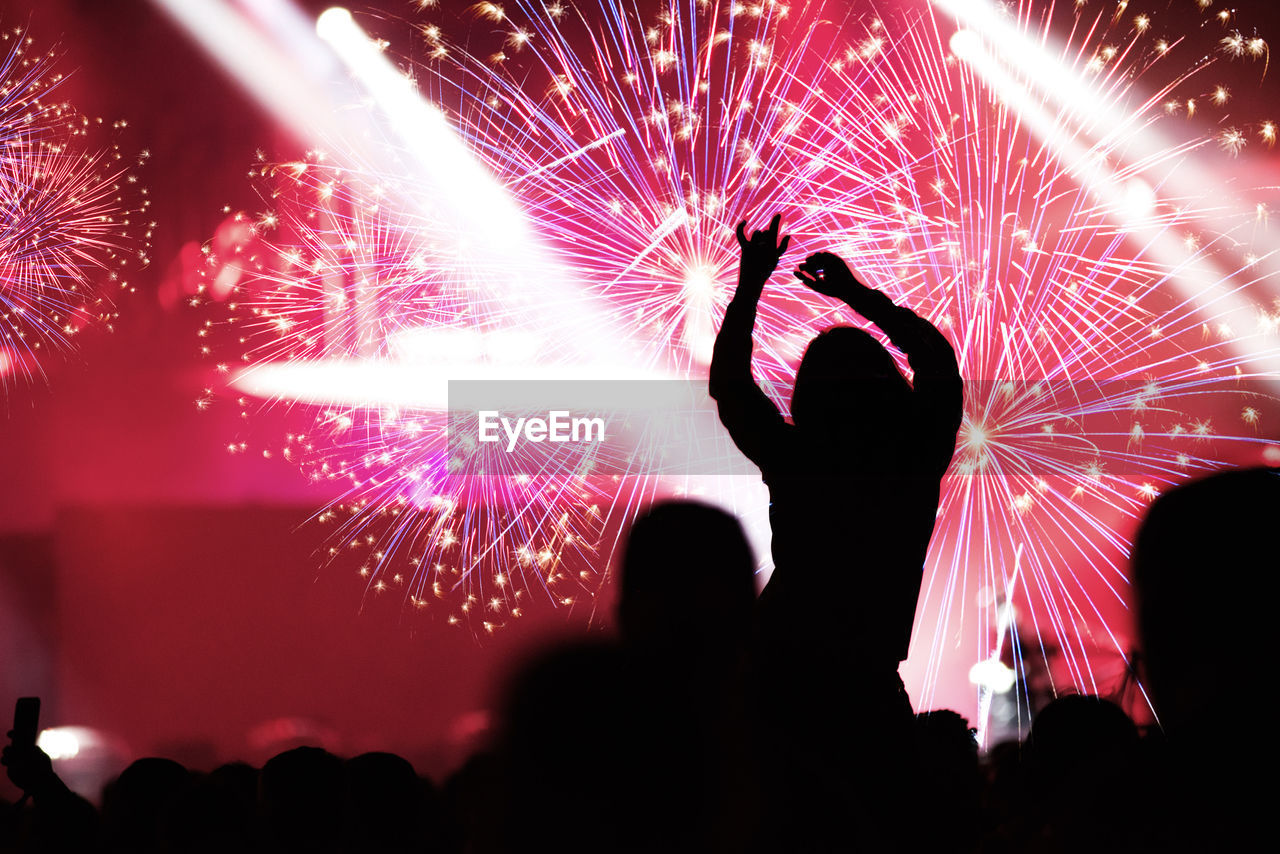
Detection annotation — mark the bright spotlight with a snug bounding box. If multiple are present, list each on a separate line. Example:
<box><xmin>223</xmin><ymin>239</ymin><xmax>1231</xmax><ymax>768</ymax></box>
<box><xmin>315</xmin><ymin>7</ymin><xmax>353</xmax><ymax>40</ymax></box>
<box><xmin>968</xmin><ymin>657</ymin><xmax>1017</xmax><ymax>693</ymax></box>
<box><xmin>37</xmin><ymin>728</ymin><xmax>83</xmax><ymax>760</ymax></box>
<box><xmin>1121</xmin><ymin>178</ymin><xmax>1157</xmax><ymax>222</ymax></box>
<box><xmin>948</xmin><ymin>29</ymin><xmax>980</xmax><ymax>57</ymax></box>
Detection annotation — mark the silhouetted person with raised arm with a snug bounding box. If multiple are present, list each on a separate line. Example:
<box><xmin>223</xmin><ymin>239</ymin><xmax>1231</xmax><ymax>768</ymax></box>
<box><xmin>710</xmin><ymin>214</ymin><xmax>962</xmax><ymax>678</ymax></box>
<box><xmin>710</xmin><ymin>214</ymin><xmax>962</xmax><ymax>848</ymax></box>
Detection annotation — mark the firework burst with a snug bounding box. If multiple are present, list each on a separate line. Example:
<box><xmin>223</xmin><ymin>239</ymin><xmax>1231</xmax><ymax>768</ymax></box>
<box><xmin>199</xmin><ymin>0</ymin><xmax>851</xmax><ymax>630</ymax></box>
<box><xmin>0</xmin><ymin>28</ymin><xmax>151</xmax><ymax>384</ymax></box>
<box><xmin>200</xmin><ymin>1</ymin><xmax>1278</xmax><ymax>721</ymax></box>
<box><xmin>773</xmin><ymin>0</ymin><xmax>1280</xmax><ymax>725</ymax></box>
<box><xmin>199</xmin><ymin>150</ymin><xmax>632</xmax><ymax>630</ymax></box>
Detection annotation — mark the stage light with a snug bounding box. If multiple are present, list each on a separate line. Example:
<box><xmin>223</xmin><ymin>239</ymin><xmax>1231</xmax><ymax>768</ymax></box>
<box><xmin>947</xmin><ymin>30</ymin><xmax>980</xmax><ymax>61</ymax></box>
<box><xmin>232</xmin><ymin>353</ymin><xmax>665</xmax><ymax>409</ymax></box>
<box><xmin>314</xmin><ymin>7</ymin><xmax>353</xmax><ymax>41</ymax></box>
<box><xmin>158</xmin><ymin>0</ymin><xmax>651</xmax><ymax>410</ymax></box>
<box><xmin>968</xmin><ymin>657</ymin><xmax>1017</xmax><ymax>693</ymax></box>
<box><xmin>943</xmin><ymin>9</ymin><xmax>1280</xmax><ymax>380</ymax></box>
<box><xmin>312</xmin><ymin>6</ymin><xmax>529</xmax><ymax>245</ymax></box>
<box><xmin>151</xmin><ymin>0</ymin><xmax>343</xmax><ymax>145</ymax></box>
<box><xmin>1122</xmin><ymin>179</ymin><xmax>1158</xmax><ymax>221</ymax></box>
<box><xmin>34</xmin><ymin>726</ymin><xmax>130</xmax><ymax>803</ymax></box>
<box><xmin>37</xmin><ymin>727</ymin><xmax>83</xmax><ymax>760</ymax></box>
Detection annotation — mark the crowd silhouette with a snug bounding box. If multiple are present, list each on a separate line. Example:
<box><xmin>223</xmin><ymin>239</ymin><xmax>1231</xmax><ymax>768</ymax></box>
<box><xmin>3</xmin><ymin>215</ymin><xmax>1276</xmax><ymax>852</ymax></box>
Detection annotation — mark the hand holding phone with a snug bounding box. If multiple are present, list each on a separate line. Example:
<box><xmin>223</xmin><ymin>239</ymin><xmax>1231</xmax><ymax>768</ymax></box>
<box><xmin>4</xmin><ymin>697</ymin><xmax>54</xmax><ymax>796</ymax></box>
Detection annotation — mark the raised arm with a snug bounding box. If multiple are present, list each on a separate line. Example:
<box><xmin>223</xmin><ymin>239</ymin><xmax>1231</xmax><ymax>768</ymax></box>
<box><xmin>709</xmin><ymin>215</ymin><xmax>791</xmax><ymax>467</ymax></box>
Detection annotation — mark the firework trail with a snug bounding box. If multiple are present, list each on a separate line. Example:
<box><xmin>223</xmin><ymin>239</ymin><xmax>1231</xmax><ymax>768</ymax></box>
<box><xmin>201</xmin><ymin>1</ymin><xmax>1278</xmax><ymax>722</ymax></box>
<box><xmin>0</xmin><ymin>28</ymin><xmax>151</xmax><ymax>385</ymax></box>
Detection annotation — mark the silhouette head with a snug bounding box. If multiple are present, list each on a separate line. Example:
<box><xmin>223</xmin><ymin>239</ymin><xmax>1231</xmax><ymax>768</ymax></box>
<box><xmin>1133</xmin><ymin>466</ymin><xmax>1280</xmax><ymax>740</ymax></box>
<box><xmin>1025</xmin><ymin>695</ymin><xmax>1140</xmax><ymax>841</ymax></box>
<box><xmin>914</xmin><ymin>710</ymin><xmax>979</xmax><ymax>763</ymax></box>
<box><xmin>260</xmin><ymin>746</ymin><xmax>344</xmax><ymax>850</ymax></box>
<box><xmin>791</xmin><ymin>326</ymin><xmax>910</xmax><ymax>432</ymax></box>
<box><xmin>344</xmin><ymin>752</ymin><xmax>426</xmax><ymax>850</ymax></box>
<box><xmin>617</xmin><ymin>501</ymin><xmax>756</xmax><ymax>654</ymax></box>
<box><xmin>1028</xmin><ymin>694</ymin><xmax>1138</xmax><ymax>775</ymax></box>
<box><xmin>101</xmin><ymin>757</ymin><xmax>193</xmax><ymax>850</ymax></box>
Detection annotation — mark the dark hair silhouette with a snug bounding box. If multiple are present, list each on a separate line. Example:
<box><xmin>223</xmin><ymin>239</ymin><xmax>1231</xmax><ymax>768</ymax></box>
<box><xmin>344</xmin><ymin>751</ymin><xmax>433</xmax><ymax>853</ymax></box>
<box><xmin>791</xmin><ymin>326</ymin><xmax>911</xmax><ymax>432</ymax></box>
<box><xmin>487</xmin><ymin>500</ymin><xmax>764</xmax><ymax>853</ymax></box>
<box><xmin>1130</xmin><ymin>467</ymin><xmax>1279</xmax><ymax>847</ymax></box>
<box><xmin>100</xmin><ymin>757</ymin><xmax>192</xmax><ymax>853</ymax></box>
<box><xmin>259</xmin><ymin>746</ymin><xmax>344</xmax><ymax>853</ymax></box>
<box><xmin>1028</xmin><ymin>695</ymin><xmax>1138</xmax><ymax>770</ymax></box>
<box><xmin>1024</xmin><ymin>695</ymin><xmax>1142</xmax><ymax>850</ymax></box>
<box><xmin>913</xmin><ymin>711</ymin><xmax>982</xmax><ymax>851</ymax></box>
<box><xmin>618</xmin><ymin>500</ymin><xmax>756</xmax><ymax>656</ymax></box>
<box><xmin>1133</xmin><ymin>467</ymin><xmax>1280</xmax><ymax>739</ymax></box>
<box><xmin>167</xmin><ymin>761</ymin><xmax>258</xmax><ymax>853</ymax></box>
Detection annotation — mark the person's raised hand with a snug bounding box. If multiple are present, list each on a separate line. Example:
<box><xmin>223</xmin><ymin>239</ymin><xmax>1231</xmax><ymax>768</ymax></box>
<box><xmin>793</xmin><ymin>251</ymin><xmax>861</xmax><ymax>298</ymax></box>
<box><xmin>2</xmin><ymin>731</ymin><xmax>55</xmax><ymax>795</ymax></box>
<box><xmin>735</xmin><ymin>214</ymin><xmax>790</xmax><ymax>278</ymax></box>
